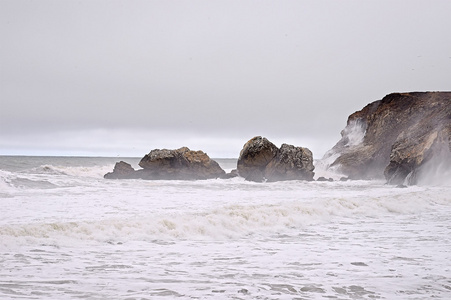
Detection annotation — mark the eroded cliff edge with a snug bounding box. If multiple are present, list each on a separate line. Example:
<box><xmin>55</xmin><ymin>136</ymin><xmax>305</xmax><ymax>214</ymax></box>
<box><xmin>322</xmin><ymin>92</ymin><xmax>451</xmax><ymax>185</ymax></box>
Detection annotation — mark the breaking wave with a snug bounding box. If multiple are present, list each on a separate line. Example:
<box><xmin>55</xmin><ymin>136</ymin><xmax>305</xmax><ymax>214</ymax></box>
<box><xmin>26</xmin><ymin>164</ymin><xmax>115</xmax><ymax>179</ymax></box>
<box><xmin>1</xmin><ymin>185</ymin><xmax>446</xmax><ymax>248</ymax></box>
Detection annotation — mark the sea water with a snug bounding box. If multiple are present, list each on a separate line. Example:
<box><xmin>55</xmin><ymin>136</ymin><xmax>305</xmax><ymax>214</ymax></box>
<box><xmin>0</xmin><ymin>156</ymin><xmax>450</xmax><ymax>299</ymax></box>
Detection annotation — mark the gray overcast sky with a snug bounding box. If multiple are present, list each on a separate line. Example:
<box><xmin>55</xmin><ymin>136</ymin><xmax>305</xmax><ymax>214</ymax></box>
<box><xmin>1</xmin><ymin>0</ymin><xmax>451</xmax><ymax>158</ymax></box>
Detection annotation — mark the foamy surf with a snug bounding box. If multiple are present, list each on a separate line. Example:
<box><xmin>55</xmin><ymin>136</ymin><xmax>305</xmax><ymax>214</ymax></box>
<box><xmin>1</xmin><ymin>156</ymin><xmax>450</xmax><ymax>299</ymax></box>
<box><xmin>0</xmin><ymin>181</ymin><xmax>445</xmax><ymax>246</ymax></box>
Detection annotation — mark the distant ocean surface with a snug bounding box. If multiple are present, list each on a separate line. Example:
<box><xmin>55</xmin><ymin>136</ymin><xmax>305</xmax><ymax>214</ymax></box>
<box><xmin>1</xmin><ymin>156</ymin><xmax>450</xmax><ymax>299</ymax></box>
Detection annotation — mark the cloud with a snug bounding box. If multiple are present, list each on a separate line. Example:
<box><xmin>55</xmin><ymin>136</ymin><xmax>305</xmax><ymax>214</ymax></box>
<box><xmin>1</xmin><ymin>0</ymin><xmax>451</xmax><ymax>158</ymax></box>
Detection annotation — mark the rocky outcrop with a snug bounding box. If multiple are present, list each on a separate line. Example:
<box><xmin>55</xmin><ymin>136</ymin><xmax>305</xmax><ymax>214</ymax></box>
<box><xmin>264</xmin><ymin>144</ymin><xmax>315</xmax><ymax>182</ymax></box>
<box><xmin>104</xmin><ymin>147</ymin><xmax>225</xmax><ymax>180</ymax></box>
<box><xmin>317</xmin><ymin>177</ymin><xmax>334</xmax><ymax>182</ymax></box>
<box><xmin>322</xmin><ymin>92</ymin><xmax>451</xmax><ymax>185</ymax></box>
<box><xmin>104</xmin><ymin>161</ymin><xmax>140</xmax><ymax>179</ymax></box>
<box><xmin>139</xmin><ymin>147</ymin><xmax>225</xmax><ymax>180</ymax></box>
<box><xmin>236</xmin><ymin>137</ymin><xmax>279</xmax><ymax>182</ymax></box>
<box><xmin>219</xmin><ymin>169</ymin><xmax>239</xmax><ymax>179</ymax></box>
<box><xmin>237</xmin><ymin>136</ymin><xmax>314</xmax><ymax>182</ymax></box>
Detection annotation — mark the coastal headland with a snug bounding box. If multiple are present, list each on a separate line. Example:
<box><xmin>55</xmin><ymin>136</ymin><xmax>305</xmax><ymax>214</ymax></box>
<box><xmin>323</xmin><ymin>92</ymin><xmax>450</xmax><ymax>185</ymax></box>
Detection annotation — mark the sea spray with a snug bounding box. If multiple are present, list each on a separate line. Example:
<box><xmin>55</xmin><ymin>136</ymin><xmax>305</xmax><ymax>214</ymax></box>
<box><xmin>316</xmin><ymin>119</ymin><xmax>367</xmax><ymax>179</ymax></box>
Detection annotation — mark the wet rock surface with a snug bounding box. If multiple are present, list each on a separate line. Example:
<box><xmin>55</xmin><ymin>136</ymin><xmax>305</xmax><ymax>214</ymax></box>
<box><xmin>323</xmin><ymin>92</ymin><xmax>451</xmax><ymax>184</ymax></box>
<box><xmin>104</xmin><ymin>161</ymin><xmax>139</xmax><ymax>179</ymax></box>
<box><xmin>237</xmin><ymin>136</ymin><xmax>314</xmax><ymax>182</ymax></box>
<box><xmin>104</xmin><ymin>147</ymin><xmax>225</xmax><ymax>180</ymax></box>
<box><xmin>236</xmin><ymin>137</ymin><xmax>279</xmax><ymax>182</ymax></box>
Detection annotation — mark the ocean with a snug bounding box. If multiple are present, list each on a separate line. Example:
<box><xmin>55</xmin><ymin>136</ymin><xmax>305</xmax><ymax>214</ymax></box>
<box><xmin>0</xmin><ymin>156</ymin><xmax>450</xmax><ymax>299</ymax></box>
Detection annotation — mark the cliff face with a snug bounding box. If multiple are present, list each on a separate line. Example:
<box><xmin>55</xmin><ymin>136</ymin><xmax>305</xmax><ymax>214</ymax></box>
<box><xmin>323</xmin><ymin>92</ymin><xmax>451</xmax><ymax>184</ymax></box>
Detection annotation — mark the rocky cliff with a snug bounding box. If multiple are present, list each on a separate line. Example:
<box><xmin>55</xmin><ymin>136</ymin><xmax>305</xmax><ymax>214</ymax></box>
<box><xmin>322</xmin><ymin>92</ymin><xmax>451</xmax><ymax>185</ymax></box>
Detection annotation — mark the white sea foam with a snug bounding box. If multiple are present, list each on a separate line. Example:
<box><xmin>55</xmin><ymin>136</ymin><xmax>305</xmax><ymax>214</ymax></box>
<box><xmin>313</xmin><ymin>155</ymin><xmax>345</xmax><ymax>180</ymax></box>
<box><xmin>0</xmin><ymin>171</ymin><xmax>13</xmax><ymax>197</ymax></box>
<box><xmin>28</xmin><ymin>164</ymin><xmax>115</xmax><ymax>179</ymax></box>
<box><xmin>0</xmin><ymin>180</ymin><xmax>445</xmax><ymax>247</ymax></box>
<box><xmin>0</xmin><ymin>156</ymin><xmax>450</xmax><ymax>299</ymax></box>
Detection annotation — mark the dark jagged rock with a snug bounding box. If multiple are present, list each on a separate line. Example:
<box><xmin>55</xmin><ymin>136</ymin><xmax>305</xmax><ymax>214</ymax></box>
<box><xmin>104</xmin><ymin>161</ymin><xmax>139</xmax><ymax>179</ymax></box>
<box><xmin>237</xmin><ymin>137</ymin><xmax>279</xmax><ymax>182</ymax></box>
<box><xmin>264</xmin><ymin>144</ymin><xmax>314</xmax><ymax>182</ymax></box>
<box><xmin>104</xmin><ymin>147</ymin><xmax>225</xmax><ymax>180</ymax></box>
<box><xmin>322</xmin><ymin>92</ymin><xmax>451</xmax><ymax>185</ymax></box>
<box><xmin>138</xmin><ymin>147</ymin><xmax>225</xmax><ymax>180</ymax></box>
<box><xmin>317</xmin><ymin>176</ymin><xmax>334</xmax><ymax>182</ymax></box>
<box><xmin>237</xmin><ymin>136</ymin><xmax>314</xmax><ymax>182</ymax></box>
<box><xmin>220</xmin><ymin>169</ymin><xmax>239</xmax><ymax>179</ymax></box>
<box><xmin>396</xmin><ymin>184</ymin><xmax>408</xmax><ymax>188</ymax></box>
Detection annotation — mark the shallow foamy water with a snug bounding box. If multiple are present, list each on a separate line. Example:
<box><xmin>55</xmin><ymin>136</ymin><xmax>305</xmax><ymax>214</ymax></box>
<box><xmin>0</xmin><ymin>156</ymin><xmax>450</xmax><ymax>299</ymax></box>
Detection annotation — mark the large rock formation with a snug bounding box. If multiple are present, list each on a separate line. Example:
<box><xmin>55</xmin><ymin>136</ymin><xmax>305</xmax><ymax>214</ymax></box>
<box><xmin>236</xmin><ymin>137</ymin><xmax>279</xmax><ymax>182</ymax></box>
<box><xmin>322</xmin><ymin>92</ymin><xmax>451</xmax><ymax>185</ymax></box>
<box><xmin>104</xmin><ymin>147</ymin><xmax>225</xmax><ymax>180</ymax></box>
<box><xmin>237</xmin><ymin>136</ymin><xmax>314</xmax><ymax>182</ymax></box>
<box><xmin>265</xmin><ymin>144</ymin><xmax>315</xmax><ymax>182</ymax></box>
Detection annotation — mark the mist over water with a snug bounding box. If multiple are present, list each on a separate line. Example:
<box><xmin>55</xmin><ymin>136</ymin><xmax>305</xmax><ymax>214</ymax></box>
<box><xmin>414</xmin><ymin>142</ymin><xmax>451</xmax><ymax>186</ymax></box>
<box><xmin>318</xmin><ymin>116</ymin><xmax>451</xmax><ymax>187</ymax></box>
<box><xmin>1</xmin><ymin>156</ymin><xmax>450</xmax><ymax>299</ymax></box>
<box><xmin>317</xmin><ymin>120</ymin><xmax>367</xmax><ymax>179</ymax></box>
